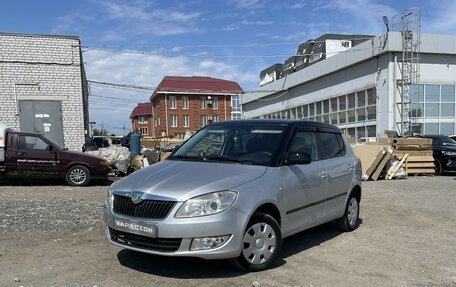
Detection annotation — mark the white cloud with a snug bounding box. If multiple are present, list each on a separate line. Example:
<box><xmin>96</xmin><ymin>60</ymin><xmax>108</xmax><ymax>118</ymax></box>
<box><xmin>230</xmin><ymin>0</ymin><xmax>265</xmax><ymax>9</ymax></box>
<box><xmin>222</xmin><ymin>24</ymin><xmax>241</xmax><ymax>31</ymax></box>
<box><xmin>242</xmin><ymin>20</ymin><xmax>275</xmax><ymax>25</ymax></box>
<box><xmin>99</xmin><ymin>0</ymin><xmax>204</xmax><ymax>37</ymax></box>
<box><xmin>51</xmin><ymin>13</ymin><xmax>93</xmax><ymax>34</ymax></box>
<box><xmin>321</xmin><ymin>0</ymin><xmax>397</xmax><ymax>34</ymax></box>
<box><xmin>423</xmin><ymin>1</ymin><xmax>456</xmax><ymax>35</ymax></box>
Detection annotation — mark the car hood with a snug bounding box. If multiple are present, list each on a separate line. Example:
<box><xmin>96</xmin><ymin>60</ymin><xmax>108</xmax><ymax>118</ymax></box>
<box><xmin>112</xmin><ymin>160</ymin><xmax>268</xmax><ymax>201</ymax></box>
<box><xmin>60</xmin><ymin>149</ymin><xmax>104</xmax><ymax>163</ymax></box>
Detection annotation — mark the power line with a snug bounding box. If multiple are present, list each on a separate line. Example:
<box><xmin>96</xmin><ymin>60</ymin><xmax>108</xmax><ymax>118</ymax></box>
<box><xmin>88</xmin><ymin>80</ymin><xmax>154</xmax><ymax>91</ymax></box>
<box><xmin>83</xmin><ymin>46</ymin><xmax>375</xmax><ymax>59</ymax></box>
<box><xmin>81</xmin><ymin>37</ymin><xmax>374</xmax><ymax>50</ymax></box>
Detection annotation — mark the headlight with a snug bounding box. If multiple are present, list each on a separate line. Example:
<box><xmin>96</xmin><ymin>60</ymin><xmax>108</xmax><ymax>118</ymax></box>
<box><xmin>105</xmin><ymin>185</ymin><xmax>113</xmax><ymax>208</ymax></box>
<box><xmin>175</xmin><ymin>191</ymin><xmax>238</xmax><ymax>218</ymax></box>
<box><xmin>442</xmin><ymin>151</ymin><xmax>456</xmax><ymax>156</ymax></box>
<box><xmin>100</xmin><ymin>160</ymin><xmax>108</xmax><ymax>167</ymax></box>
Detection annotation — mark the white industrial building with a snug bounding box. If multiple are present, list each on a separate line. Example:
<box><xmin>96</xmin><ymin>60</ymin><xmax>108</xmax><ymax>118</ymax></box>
<box><xmin>0</xmin><ymin>32</ymin><xmax>89</xmax><ymax>151</ymax></box>
<box><xmin>242</xmin><ymin>31</ymin><xmax>456</xmax><ymax>140</ymax></box>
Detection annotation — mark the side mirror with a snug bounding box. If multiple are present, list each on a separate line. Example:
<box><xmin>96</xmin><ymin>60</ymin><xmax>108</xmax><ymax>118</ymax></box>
<box><xmin>48</xmin><ymin>145</ymin><xmax>54</xmax><ymax>152</ymax></box>
<box><xmin>285</xmin><ymin>152</ymin><xmax>311</xmax><ymax>165</ymax></box>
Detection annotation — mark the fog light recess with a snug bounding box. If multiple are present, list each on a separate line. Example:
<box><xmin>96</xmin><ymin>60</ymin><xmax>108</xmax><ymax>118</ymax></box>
<box><xmin>190</xmin><ymin>235</ymin><xmax>231</xmax><ymax>251</ymax></box>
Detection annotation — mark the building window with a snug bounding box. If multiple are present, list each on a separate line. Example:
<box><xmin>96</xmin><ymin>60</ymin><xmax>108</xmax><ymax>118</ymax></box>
<box><xmin>232</xmin><ymin>113</ymin><xmax>241</xmax><ymax>120</ymax></box>
<box><xmin>201</xmin><ymin>115</ymin><xmax>207</xmax><ymax>127</ymax></box>
<box><xmin>231</xmin><ymin>95</ymin><xmax>241</xmax><ymax>112</ymax></box>
<box><xmin>182</xmin><ymin>96</ymin><xmax>189</xmax><ymax>109</ymax></box>
<box><xmin>171</xmin><ymin>115</ymin><xmax>178</xmax><ymax>127</ymax></box>
<box><xmin>139</xmin><ymin>127</ymin><xmax>148</xmax><ymax>135</ymax></box>
<box><xmin>183</xmin><ymin>115</ymin><xmax>190</xmax><ymax>128</ymax></box>
<box><xmin>212</xmin><ymin>115</ymin><xmax>219</xmax><ymax>122</ymax></box>
<box><xmin>138</xmin><ymin>115</ymin><xmax>147</xmax><ymax>124</ymax></box>
<box><xmin>201</xmin><ymin>97</ymin><xmax>207</xmax><ymax>110</ymax></box>
<box><xmin>169</xmin><ymin>96</ymin><xmax>177</xmax><ymax>109</ymax></box>
<box><xmin>341</xmin><ymin>41</ymin><xmax>350</xmax><ymax>48</ymax></box>
<box><xmin>212</xmin><ymin>96</ymin><xmax>218</xmax><ymax>110</ymax></box>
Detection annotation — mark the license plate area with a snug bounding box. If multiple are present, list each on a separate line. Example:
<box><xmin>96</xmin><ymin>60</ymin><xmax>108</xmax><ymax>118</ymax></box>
<box><xmin>114</xmin><ymin>218</ymin><xmax>157</xmax><ymax>238</ymax></box>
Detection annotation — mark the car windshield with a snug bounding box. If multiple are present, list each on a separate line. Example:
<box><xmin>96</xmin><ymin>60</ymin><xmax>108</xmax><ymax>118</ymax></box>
<box><xmin>169</xmin><ymin>124</ymin><xmax>286</xmax><ymax>166</ymax></box>
<box><xmin>431</xmin><ymin>136</ymin><xmax>456</xmax><ymax>146</ymax></box>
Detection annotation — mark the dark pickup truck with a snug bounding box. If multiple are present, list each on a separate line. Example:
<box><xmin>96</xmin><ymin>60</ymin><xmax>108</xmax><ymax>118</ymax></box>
<box><xmin>0</xmin><ymin>131</ymin><xmax>109</xmax><ymax>186</ymax></box>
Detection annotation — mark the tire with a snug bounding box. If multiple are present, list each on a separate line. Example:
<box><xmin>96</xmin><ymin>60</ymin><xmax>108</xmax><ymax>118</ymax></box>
<box><xmin>434</xmin><ymin>159</ymin><xmax>443</xmax><ymax>175</ymax></box>
<box><xmin>65</xmin><ymin>165</ymin><xmax>91</xmax><ymax>186</ymax></box>
<box><xmin>336</xmin><ymin>193</ymin><xmax>360</xmax><ymax>232</ymax></box>
<box><xmin>231</xmin><ymin>213</ymin><xmax>282</xmax><ymax>272</ymax></box>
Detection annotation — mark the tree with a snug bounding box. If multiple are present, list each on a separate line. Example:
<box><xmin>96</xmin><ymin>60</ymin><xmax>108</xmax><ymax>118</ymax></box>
<box><xmin>92</xmin><ymin>128</ymin><xmax>108</xmax><ymax>136</ymax></box>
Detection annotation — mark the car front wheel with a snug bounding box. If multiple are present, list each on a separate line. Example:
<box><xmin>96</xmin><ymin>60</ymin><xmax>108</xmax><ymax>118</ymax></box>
<box><xmin>232</xmin><ymin>213</ymin><xmax>282</xmax><ymax>272</ymax></box>
<box><xmin>434</xmin><ymin>159</ymin><xmax>443</xmax><ymax>175</ymax></box>
<box><xmin>66</xmin><ymin>165</ymin><xmax>90</xmax><ymax>186</ymax></box>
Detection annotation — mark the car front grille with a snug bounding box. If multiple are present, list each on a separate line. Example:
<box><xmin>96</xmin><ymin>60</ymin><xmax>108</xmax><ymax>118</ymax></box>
<box><xmin>113</xmin><ymin>195</ymin><xmax>176</xmax><ymax>219</ymax></box>
<box><xmin>109</xmin><ymin>228</ymin><xmax>182</xmax><ymax>252</ymax></box>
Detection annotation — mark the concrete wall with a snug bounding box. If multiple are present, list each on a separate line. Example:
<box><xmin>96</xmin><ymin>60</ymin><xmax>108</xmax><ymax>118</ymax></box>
<box><xmin>0</xmin><ymin>33</ymin><xmax>88</xmax><ymax>151</ymax></box>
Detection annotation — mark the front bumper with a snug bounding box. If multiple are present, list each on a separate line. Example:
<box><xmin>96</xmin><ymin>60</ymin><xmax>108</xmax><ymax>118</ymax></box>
<box><xmin>90</xmin><ymin>165</ymin><xmax>109</xmax><ymax>179</ymax></box>
<box><xmin>103</xmin><ymin>203</ymin><xmax>249</xmax><ymax>260</ymax></box>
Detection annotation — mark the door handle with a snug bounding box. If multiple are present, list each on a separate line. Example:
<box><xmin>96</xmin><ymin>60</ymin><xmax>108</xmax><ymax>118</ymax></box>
<box><xmin>347</xmin><ymin>164</ymin><xmax>354</xmax><ymax>171</ymax></box>
<box><xmin>17</xmin><ymin>152</ymin><xmax>27</xmax><ymax>156</ymax></box>
<box><xmin>320</xmin><ymin>172</ymin><xmax>327</xmax><ymax>179</ymax></box>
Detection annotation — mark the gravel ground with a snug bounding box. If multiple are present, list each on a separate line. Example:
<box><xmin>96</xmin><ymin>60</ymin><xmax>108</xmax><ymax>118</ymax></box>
<box><xmin>0</xmin><ymin>176</ymin><xmax>455</xmax><ymax>286</ymax></box>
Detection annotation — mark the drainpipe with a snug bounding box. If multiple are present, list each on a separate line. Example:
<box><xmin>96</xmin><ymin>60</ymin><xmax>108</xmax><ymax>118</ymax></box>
<box><xmin>393</xmin><ymin>55</ymin><xmax>397</xmax><ymax>132</ymax></box>
<box><xmin>164</xmin><ymin>94</ymin><xmax>169</xmax><ymax>136</ymax></box>
<box><xmin>224</xmin><ymin>95</ymin><xmax>227</xmax><ymax>120</ymax></box>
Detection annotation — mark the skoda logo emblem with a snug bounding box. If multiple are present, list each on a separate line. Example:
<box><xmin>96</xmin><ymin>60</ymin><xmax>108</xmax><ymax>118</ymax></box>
<box><xmin>131</xmin><ymin>192</ymin><xmax>143</xmax><ymax>204</ymax></box>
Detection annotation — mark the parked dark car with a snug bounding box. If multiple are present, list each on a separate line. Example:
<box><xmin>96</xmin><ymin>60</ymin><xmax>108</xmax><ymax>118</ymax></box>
<box><xmin>82</xmin><ymin>137</ymin><xmax>110</xmax><ymax>152</ymax></box>
<box><xmin>417</xmin><ymin>134</ymin><xmax>456</xmax><ymax>174</ymax></box>
<box><xmin>450</xmin><ymin>135</ymin><xmax>456</xmax><ymax>142</ymax></box>
<box><xmin>2</xmin><ymin>131</ymin><xmax>109</xmax><ymax>186</ymax></box>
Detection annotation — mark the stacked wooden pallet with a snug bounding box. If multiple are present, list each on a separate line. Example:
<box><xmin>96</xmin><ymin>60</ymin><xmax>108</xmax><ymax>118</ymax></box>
<box><xmin>391</xmin><ymin>138</ymin><xmax>435</xmax><ymax>176</ymax></box>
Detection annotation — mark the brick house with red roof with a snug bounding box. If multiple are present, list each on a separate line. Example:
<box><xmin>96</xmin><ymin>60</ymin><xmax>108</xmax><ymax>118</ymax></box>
<box><xmin>130</xmin><ymin>102</ymin><xmax>153</xmax><ymax>136</ymax></box>
<box><xmin>150</xmin><ymin>76</ymin><xmax>243</xmax><ymax>138</ymax></box>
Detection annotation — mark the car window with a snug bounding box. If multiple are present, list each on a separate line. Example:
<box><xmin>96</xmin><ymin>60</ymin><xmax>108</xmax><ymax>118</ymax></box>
<box><xmin>18</xmin><ymin>136</ymin><xmax>49</xmax><ymax>150</ymax></box>
<box><xmin>319</xmin><ymin>132</ymin><xmax>346</xmax><ymax>160</ymax></box>
<box><xmin>171</xmin><ymin>125</ymin><xmax>285</xmax><ymax>166</ymax></box>
<box><xmin>287</xmin><ymin>131</ymin><xmax>319</xmax><ymax>161</ymax></box>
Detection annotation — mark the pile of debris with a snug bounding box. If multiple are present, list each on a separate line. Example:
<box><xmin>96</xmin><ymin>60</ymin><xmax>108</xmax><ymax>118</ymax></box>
<box><xmin>353</xmin><ymin>137</ymin><xmax>435</xmax><ymax>181</ymax></box>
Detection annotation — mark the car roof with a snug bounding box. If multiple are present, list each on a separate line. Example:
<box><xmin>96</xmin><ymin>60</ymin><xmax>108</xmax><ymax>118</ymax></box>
<box><xmin>418</xmin><ymin>134</ymin><xmax>449</xmax><ymax>139</ymax></box>
<box><xmin>211</xmin><ymin>119</ymin><xmax>342</xmax><ymax>134</ymax></box>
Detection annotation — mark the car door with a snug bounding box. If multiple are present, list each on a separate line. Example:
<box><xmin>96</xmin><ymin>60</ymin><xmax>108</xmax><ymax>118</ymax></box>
<box><xmin>319</xmin><ymin>132</ymin><xmax>354</xmax><ymax>218</ymax></box>
<box><xmin>281</xmin><ymin>129</ymin><xmax>327</xmax><ymax>234</ymax></box>
<box><xmin>16</xmin><ymin>134</ymin><xmax>59</xmax><ymax>177</ymax></box>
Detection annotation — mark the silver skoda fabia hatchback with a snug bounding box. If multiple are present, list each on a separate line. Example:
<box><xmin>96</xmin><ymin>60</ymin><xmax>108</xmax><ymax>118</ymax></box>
<box><xmin>104</xmin><ymin>120</ymin><xmax>362</xmax><ymax>271</ymax></box>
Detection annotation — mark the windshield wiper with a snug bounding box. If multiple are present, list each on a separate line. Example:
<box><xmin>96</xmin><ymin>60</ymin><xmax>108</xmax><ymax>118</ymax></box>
<box><xmin>204</xmin><ymin>155</ymin><xmax>247</xmax><ymax>164</ymax></box>
<box><xmin>168</xmin><ymin>155</ymin><xmax>205</xmax><ymax>161</ymax></box>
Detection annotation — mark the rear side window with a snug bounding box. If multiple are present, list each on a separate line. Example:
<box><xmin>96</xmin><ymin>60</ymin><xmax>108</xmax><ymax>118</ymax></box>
<box><xmin>287</xmin><ymin>131</ymin><xmax>319</xmax><ymax>161</ymax></box>
<box><xmin>318</xmin><ymin>132</ymin><xmax>346</xmax><ymax>160</ymax></box>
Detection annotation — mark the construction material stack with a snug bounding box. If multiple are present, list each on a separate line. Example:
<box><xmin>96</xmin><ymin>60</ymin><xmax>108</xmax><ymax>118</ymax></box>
<box><xmin>391</xmin><ymin>138</ymin><xmax>434</xmax><ymax>176</ymax></box>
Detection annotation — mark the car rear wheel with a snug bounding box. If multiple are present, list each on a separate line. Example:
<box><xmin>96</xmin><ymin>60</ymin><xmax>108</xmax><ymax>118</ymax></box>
<box><xmin>336</xmin><ymin>193</ymin><xmax>360</xmax><ymax>232</ymax></box>
<box><xmin>231</xmin><ymin>213</ymin><xmax>282</xmax><ymax>272</ymax></box>
<box><xmin>66</xmin><ymin>165</ymin><xmax>90</xmax><ymax>186</ymax></box>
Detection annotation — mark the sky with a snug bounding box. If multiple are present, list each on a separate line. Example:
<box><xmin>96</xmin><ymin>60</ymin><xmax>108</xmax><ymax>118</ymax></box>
<box><xmin>1</xmin><ymin>0</ymin><xmax>456</xmax><ymax>135</ymax></box>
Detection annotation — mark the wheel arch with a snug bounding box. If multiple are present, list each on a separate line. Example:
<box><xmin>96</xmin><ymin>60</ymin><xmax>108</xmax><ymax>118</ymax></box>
<box><xmin>350</xmin><ymin>184</ymin><xmax>361</xmax><ymax>203</ymax></box>
<box><xmin>65</xmin><ymin>162</ymin><xmax>91</xmax><ymax>175</ymax></box>
<box><xmin>251</xmin><ymin>202</ymin><xmax>282</xmax><ymax>227</ymax></box>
